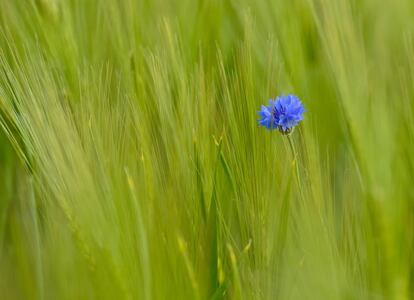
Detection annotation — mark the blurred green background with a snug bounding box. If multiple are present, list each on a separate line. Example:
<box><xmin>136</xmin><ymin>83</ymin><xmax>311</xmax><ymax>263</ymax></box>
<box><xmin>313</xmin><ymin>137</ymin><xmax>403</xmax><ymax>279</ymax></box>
<box><xmin>0</xmin><ymin>0</ymin><xmax>414</xmax><ymax>299</ymax></box>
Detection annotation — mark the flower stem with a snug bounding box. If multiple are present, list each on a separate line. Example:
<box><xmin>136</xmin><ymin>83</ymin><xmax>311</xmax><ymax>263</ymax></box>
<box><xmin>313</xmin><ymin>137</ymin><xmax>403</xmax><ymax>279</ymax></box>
<box><xmin>287</xmin><ymin>134</ymin><xmax>302</xmax><ymax>189</ymax></box>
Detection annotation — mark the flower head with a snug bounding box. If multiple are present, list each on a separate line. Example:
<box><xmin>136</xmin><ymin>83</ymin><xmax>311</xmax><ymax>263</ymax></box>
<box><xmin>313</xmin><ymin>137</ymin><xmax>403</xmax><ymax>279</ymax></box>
<box><xmin>258</xmin><ymin>94</ymin><xmax>305</xmax><ymax>134</ymax></box>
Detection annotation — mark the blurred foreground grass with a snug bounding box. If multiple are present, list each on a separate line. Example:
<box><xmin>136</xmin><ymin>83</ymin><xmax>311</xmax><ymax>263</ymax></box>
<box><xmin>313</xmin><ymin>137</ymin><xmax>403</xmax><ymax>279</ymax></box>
<box><xmin>1</xmin><ymin>0</ymin><xmax>414</xmax><ymax>299</ymax></box>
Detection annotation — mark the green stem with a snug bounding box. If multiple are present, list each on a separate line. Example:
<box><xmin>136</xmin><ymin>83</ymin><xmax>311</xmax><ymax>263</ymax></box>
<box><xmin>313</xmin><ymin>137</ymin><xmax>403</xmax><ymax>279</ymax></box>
<box><xmin>287</xmin><ymin>133</ymin><xmax>306</xmax><ymax>206</ymax></box>
<box><xmin>287</xmin><ymin>134</ymin><xmax>301</xmax><ymax>188</ymax></box>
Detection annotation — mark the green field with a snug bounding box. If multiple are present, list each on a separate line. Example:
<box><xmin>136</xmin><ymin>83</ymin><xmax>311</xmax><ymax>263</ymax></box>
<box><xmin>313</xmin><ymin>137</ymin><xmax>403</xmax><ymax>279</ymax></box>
<box><xmin>1</xmin><ymin>0</ymin><xmax>413</xmax><ymax>299</ymax></box>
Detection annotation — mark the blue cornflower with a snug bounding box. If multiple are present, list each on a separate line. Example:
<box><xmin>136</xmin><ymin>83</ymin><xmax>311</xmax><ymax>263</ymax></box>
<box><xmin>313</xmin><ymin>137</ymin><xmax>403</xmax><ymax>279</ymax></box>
<box><xmin>258</xmin><ymin>94</ymin><xmax>305</xmax><ymax>134</ymax></box>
